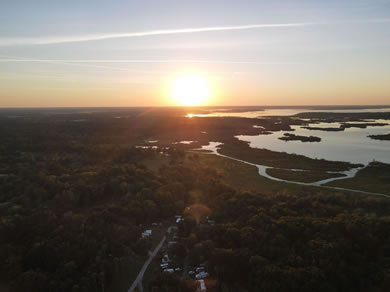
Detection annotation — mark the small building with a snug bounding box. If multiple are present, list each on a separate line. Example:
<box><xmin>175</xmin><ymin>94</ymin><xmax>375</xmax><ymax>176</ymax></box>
<box><xmin>167</xmin><ymin>241</ymin><xmax>177</xmax><ymax>248</ymax></box>
<box><xmin>175</xmin><ymin>215</ymin><xmax>184</xmax><ymax>224</ymax></box>
<box><xmin>162</xmin><ymin>254</ymin><xmax>170</xmax><ymax>264</ymax></box>
<box><xmin>141</xmin><ymin>229</ymin><xmax>152</xmax><ymax>238</ymax></box>
<box><xmin>207</xmin><ymin>220</ymin><xmax>215</xmax><ymax>226</ymax></box>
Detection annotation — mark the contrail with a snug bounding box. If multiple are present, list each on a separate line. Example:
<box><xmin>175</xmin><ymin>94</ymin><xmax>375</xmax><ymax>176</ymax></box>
<box><xmin>1</xmin><ymin>19</ymin><xmax>388</xmax><ymax>46</ymax></box>
<box><xmin>0</xmin><ymin>22</ymin><xmax>316</xmax><ymax>46</ymax></box>
<box><xmin>0</xmin><ymin>58</ymin><xmax>299</xmax><ymax>65</ymax></box>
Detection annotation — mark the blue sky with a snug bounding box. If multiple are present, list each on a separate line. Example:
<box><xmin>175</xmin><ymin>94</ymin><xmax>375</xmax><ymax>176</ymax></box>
<box><xmin>1</xmin><ymin>0</ymin><xmax>390</xmax><ymax>106</ymax></box>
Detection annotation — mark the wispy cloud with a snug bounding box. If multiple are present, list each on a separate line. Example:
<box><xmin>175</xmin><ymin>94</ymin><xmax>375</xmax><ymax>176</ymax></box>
<box><xmin>1</xmin><ymin>19</ymin><xmax>389</xmax><ymax>47</ymax></box>
<box><xmin>0</xmin><ymin>55</ymin><xmax>299</xmax><ymax>78</ymax></box>
<box><xmin>0</xmin><ymin>22</ymin><xmax>317</xmax><ymax>46</ymax></box>
<box><xmin>0</xmin><ymin>58</ymin><xmax>300</xmax><ymax>65</ymax></box>
<box><xmin>0</xmin><ymin>54</ymin><xmax>168</xmax><ymax>73</ymax></box>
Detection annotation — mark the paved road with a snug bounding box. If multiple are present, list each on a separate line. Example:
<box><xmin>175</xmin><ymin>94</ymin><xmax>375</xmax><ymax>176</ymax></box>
<box><xmin>127</xmin><ymin>226</ymin><xmax>174</xmax><ymax>292</ymax></box>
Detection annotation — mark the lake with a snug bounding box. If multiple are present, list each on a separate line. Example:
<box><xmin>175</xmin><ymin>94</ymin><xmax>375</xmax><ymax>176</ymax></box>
<box><xmin>189</xmin><ymin>108</ymin><xmax>390</xmax><ymax>165</ymax></box>
<box><xmin>188</xmin><ymin>107</ymin><xmax>390</xmax><ymax>118</ymax></box>
<box><xmin>237</xmin><ymin>121</ymin><xmax>390</xmax><ymax>165</ymax></box>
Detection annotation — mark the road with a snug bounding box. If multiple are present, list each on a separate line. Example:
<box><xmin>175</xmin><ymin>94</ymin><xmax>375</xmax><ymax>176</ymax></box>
<box><xmin>127</xmin><ymin>226</ymin><xmax>174</xmax><ymax>292</ymax></box>
<box><xmin>181</xmin><ymin>249</ymin><xmax>190</xmax><ymax>279</ymax></box>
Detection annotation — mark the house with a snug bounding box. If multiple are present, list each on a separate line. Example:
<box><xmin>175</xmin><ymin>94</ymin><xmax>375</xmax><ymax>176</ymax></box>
<box><xmin>167</xmin><ymin>241</ymin><xmax>177</xmax><ymax>248</ymax></box>
<box><xmin>175</xmin><ymin>215</ymin><xmax>184</xmax><ymax>224</ymax></box>
<box><xmin>207</xmin><ymin>220</ymin><xmax>215</xmax><ymax>226</ymax></box>
<box><xmin>141</xmin><ymin>229</ymin><xmax>152</xmax><ymax>238</ymax></box>
<box><xmin>162</xmin><ymin>254</ymin><xmax>170</xmax><ymax>264</ymax></box>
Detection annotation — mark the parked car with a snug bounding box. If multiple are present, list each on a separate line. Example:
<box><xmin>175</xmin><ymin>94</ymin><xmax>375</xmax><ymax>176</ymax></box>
<box><xmin>160</xmin><ymin>263</ymin><xmax>169</xmax><ymax>269</ymax></box>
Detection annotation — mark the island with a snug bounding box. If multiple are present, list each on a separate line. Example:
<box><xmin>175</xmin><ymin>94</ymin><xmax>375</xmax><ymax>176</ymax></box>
<box><xmin>278</xmin><ymin>133</ymin><xmax>321</xmax><ymax>142</ymax></box>
<box><xmin>341</xmin><ymin>122</ymin><xmax>388</xmax><ymax>129</ymax></box>
<box><xmin>302</xmin><ymin>122</ymin><xmax>388</xmax><ymax>132</ymax></box>
<box><xmin>301</xmin><ymin>126</ymin><xmax>343</xmax><ymax>131</ymax></box>
<box><xmin>368</xmin><ymin>133</ymin><xmax>390</xmax><ymax>141</ymax></box>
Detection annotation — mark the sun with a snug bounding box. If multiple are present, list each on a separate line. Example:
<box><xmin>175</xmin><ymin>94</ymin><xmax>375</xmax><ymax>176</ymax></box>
<box><xmin>170</xmin><ymin>73</ymin><xmax>211</xmax><ymax>106</ymax></box>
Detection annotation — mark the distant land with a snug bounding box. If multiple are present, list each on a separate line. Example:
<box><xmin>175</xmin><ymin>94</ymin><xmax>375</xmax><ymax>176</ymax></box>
<box><xmin>1</xmin><ymin>105</ymin><xmax>390</xmax><ymax>292</ymax></box>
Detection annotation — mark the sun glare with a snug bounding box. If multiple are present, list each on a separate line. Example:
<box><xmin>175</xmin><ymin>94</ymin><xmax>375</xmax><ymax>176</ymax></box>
<box><xmin>170</xmin><ymin>73</ymin><xmax>211</xmax><ymax>106</ymax></box>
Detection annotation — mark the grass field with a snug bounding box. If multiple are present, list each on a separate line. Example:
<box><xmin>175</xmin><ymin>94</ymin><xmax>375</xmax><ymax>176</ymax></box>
<box><xmin>141</xmin><ymin>151</ymin><xmax>390</xmax><ymax>199</ymax></box>
<box><xmin>185</xmin><ymin>153</ymin><xmax>341</xmax><ymax>196</ymax></box>
<box><xmin>141</xmin><ymin>155</ymin><xmax>171</xmax><ymax>172</ymax></box>
<box><xmin>141</xmin><ymin>151</ymin><xmax>390</xmax><ymax>198</ymax></box>
<box><xmin>186</xmin><ymin>153</ymin><xmax>390</xmax><ymax>200</ymax></box>
<box><xmin>266</xmin><ymin>168</ymin><xmax>345</xmax><ymax>183</ymax></box>
<box><xmin>218</xmin><ymin>139</ymin><xmax>361</xmax><ymax>171</ymax></box>
<box><xmin>326</xmin><ymin>162</ymin><xmax>390</xmax><ymax>195</ymax></box>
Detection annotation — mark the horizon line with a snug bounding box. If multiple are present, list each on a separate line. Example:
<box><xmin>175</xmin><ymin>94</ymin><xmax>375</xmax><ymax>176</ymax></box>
<box><xmin>1</xmin><ymin>105</ymin><xmax>390</xmax><ymax>109</ymax></box>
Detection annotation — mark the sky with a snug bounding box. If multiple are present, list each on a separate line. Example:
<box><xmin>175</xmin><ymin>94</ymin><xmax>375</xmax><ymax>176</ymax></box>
<box><xmin>0</xmin><ymin>0</ymin><xmax>390</xmax><ymax>107</ymax></box>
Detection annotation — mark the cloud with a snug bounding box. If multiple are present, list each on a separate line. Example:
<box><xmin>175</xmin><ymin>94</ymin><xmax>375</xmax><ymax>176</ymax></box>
<box><xmin>0</xmin><ymin>56</ymin><xmax>300</xmax><ymax>76</ymax></box>
<box><xmin>0</xmin><ymin>22</ymin><xmax>315</xmax><ymax>46</ymax></box>
<box><xmin>1</xmin><ymin>19</ymin><xmax>389</xmax><ymax>47</ymax></box>
<box><xmin>1</xmin><ymin>19</ymin><xmax>388</xmax><ymax>47</ymax></box>
<box><xmin>0</xmin><ymin>58</ymin><xmax>299</xmax><ymax>65</ymax></box>
<box><xmin>0</xmin><ymin>54</ymin><xmax>168</xmax><ymax>73</ymax></box>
